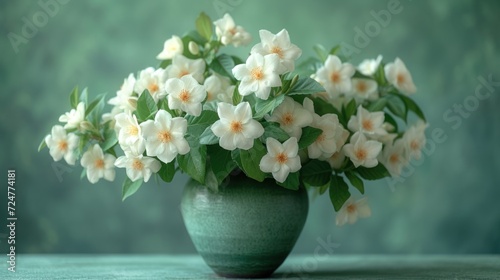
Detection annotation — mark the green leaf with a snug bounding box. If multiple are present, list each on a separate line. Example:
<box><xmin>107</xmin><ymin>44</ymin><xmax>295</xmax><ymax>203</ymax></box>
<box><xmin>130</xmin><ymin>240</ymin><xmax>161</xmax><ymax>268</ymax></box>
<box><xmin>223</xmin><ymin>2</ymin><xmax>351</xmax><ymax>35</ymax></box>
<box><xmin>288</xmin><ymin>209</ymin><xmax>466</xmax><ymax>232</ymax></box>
<box><xmin>204</xmin><ymin>167</ymin><xmax>219</xmax><ymax>192</ymax></box>
<box><xmin>319</xmin><ymin>181</ymin><xmax>329</xmax><ymax>195</ymax></box>
<box><xmin>392</xmin><ymin>92</ymin><xmax>427</xmax><ymax>122</ymax></box>
<box><xmin>122</xmin><ymin>178</ymin><xmax>143</xmax><ymax>201</ymax></box>
<box><xmin>85</xmin><ymin>93</ymin><xmax>107</xmax><ymax>117</ymax></box>
<box><xmin>239</xmin><ymin>140</ymin><xmax>267</xmax><ymax>182</ymax></box>
<box><xmin>345</xmin><ymin>171</ymin><xmax>364</xmax><ymax>194</ymax></box>
<box><xmin>101</xmin><ymin>128</ymin><xmax>117</xmax><ymax>152</ymax></box>
<box><xmin>298</xmin><ymin>126</ymin><xmax>323</xmax><ymax>149</ymax></box>
<box><xmin>210</xmin><ymin>54</ymin><xmax>235</xmax><ymax>80</ymax></box>
<box><xmin>136</xmin><ymin>90</ymin><xmax>158</xmax><ymax>122</ymax></box>
<box><xmin>343</xmin><ymin>98</ymin><xmax>357</xmax><ymax>122</ymax></box>
<box><xmin>286</xmin><ymin>77</ymin><xmax>325</xmax><ymax>95</ymax></box>
<box><xmin>159</xmin><ymin>59</ymin><xmax>172</xmax><ymax>69</ymax></box>
<box><xmin>38</xmin><ymin>138</ymin><xmax>47</xmax><ymax>152</ymax></box>
<box><xmin>80</xmin><ymin>168</ymin><xmax>87</xmax><ymax>180</ymax></box>
<box><xmin>386</xmin><ymin>95</ymin><xmax>407</xmax><ymax>122</ymax></box>
<box><xmin>158</xmin><ymin>161</ymin><xmax>175</xmax><ymax>183</ymax></box>
<box><xmin>384</xmin><ymin>112</ymin><xmax>399</xmax><ymax>132</ymax></box>
<box><xmin>199</xmin><ymin>126</ymin><xmax>219</xmax><ymax>145</ymax></box>
<box><xmin>329</xmin><ymin>175</ymin><xmax>351</xmax><ymax>211</ymax></box>
<box><xmin>69</xmin><ymin>86</ymin><xmax>79</xmax><ymax>109</ymax></box>
<box><xmin>195</xmin><ymin>12</ymin><xmax>213</xmax><ymax>41</ymax></box>
<box><xmin>184</xmin><ymin>30</ymin><xmax>208</xmax><ymax>45</ymax></box>
<box><xmin>261</xmin><ymin>122</ymin><xmax>289</xmax><ymax>142</ymax></box>
<box><xmin>295</xmin><ymin>57</ymin><xmax>322</xmax><ymax>77</ymax></box>
<box><xmin>186</xmin><ymin>110</ymin><xmax>219</xmax><ymax>137</ymax></box>
<box><xmin>311</xmin><ymin>97</ymin><xmax>344</xmax><ymax>123</ymax></box>
<box><xmin>367</xmin><ymin>97</ymin><xmax>388</xmax><ymax>112</ymax></box>
<box><xmin>208</xmin><ymin>145</ymin><xmax>236</xmax><ymax>185</ymax></box>
<box><xmin>356</xmin><ymin>163</ymin><xmax>390</xmax><ymax>180</ymax></box>
<box><xmin>329</xmin><ymin>45</ymin><xmax>341</xmax><ymax>55</ymax></box>
<box><xmin>232</xmin><ymin>84</ymin><xmax>242</xmax><ymax>105</ymax></box>
<box><xmin>178</xmin><ymin>144</ymin><xmax>207</xmax><ymax>184</ymax></box>
<box><xmin>313</xmin><ymin>44</ymin><xmax>328</xmax><ymax>62</ymax></box>
<box><xmin>79</xmin><ymin>88</ymin><xmax>88</xmax><ymax>104</ymax></box>
<box><xmin>254</xmin><ymin>94</ymin><xmax>285</xmax><ymax>119</ymax></box>
<box><xmin>374</xmin><ymin>62</ymin><xmax>387</xmax><ymax>86</ymax></box>
<box><xmin>277</xmin><ymin>172</ymin><xmax>300</xmax><ymax>190</ymax></box>
<box><xmin>301</xmin><ymin>159</ymin><xmax>332</xmax><ymax>187</ymax></box>
<box><xmin>77</xmin><ymin>134</ymin><xmax>89</xmax><ymax>158</ymax></box>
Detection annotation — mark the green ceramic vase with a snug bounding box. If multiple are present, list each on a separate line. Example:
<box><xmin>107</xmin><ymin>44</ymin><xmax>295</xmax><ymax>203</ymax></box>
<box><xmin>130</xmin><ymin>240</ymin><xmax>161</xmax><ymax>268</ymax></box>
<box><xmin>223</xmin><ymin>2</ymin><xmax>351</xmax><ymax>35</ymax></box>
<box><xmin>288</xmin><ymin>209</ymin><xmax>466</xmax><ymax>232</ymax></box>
<box><xmin>181</xmin><ymin>172</ymin><xmax>309</xmax><ymax>278</ymax></box>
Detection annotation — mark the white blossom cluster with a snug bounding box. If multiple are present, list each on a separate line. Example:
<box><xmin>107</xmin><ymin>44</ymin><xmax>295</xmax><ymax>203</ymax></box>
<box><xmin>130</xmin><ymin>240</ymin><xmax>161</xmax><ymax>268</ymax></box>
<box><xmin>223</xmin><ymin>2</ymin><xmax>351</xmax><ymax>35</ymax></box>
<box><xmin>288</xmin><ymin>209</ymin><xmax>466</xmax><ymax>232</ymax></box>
<box><xmin>42</xmin><ymin>13</ymin><xmax>427</xmax><ymax>226</ymax></box>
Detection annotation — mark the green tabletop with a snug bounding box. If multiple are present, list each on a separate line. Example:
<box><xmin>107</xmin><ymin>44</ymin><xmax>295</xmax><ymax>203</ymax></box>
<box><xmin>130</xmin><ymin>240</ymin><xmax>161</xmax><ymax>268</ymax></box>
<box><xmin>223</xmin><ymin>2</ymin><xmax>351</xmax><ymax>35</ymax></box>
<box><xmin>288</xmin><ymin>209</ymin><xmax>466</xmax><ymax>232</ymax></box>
<box><xmin>2</xmin><ymin>255</ymin><xmax>499</xmax><ymax>279</ymax></box>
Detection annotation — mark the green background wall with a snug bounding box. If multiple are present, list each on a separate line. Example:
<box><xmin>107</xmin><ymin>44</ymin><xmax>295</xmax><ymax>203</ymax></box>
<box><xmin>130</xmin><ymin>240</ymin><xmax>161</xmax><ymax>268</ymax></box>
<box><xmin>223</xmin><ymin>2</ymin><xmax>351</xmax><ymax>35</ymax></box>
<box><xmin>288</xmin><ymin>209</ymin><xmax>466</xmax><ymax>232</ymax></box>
<box><xmin>0</xmin><ymin>0</ymin><xmax>499</xmax><ymax>255</ymax></box>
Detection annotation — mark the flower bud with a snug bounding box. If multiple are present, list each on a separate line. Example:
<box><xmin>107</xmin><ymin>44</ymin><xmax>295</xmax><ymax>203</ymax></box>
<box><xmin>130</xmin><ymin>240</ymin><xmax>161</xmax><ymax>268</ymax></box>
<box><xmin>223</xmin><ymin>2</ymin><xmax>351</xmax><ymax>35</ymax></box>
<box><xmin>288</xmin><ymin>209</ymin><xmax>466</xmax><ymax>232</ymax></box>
<box><xmin>188</xmin><ymin>41</ymin><xmax>200</xmax><ymax>55</ymax></box>
<box><xmin>79</xmin><ymin>121</ymin><xmax>95</xmax><ymax>132</ymax></box>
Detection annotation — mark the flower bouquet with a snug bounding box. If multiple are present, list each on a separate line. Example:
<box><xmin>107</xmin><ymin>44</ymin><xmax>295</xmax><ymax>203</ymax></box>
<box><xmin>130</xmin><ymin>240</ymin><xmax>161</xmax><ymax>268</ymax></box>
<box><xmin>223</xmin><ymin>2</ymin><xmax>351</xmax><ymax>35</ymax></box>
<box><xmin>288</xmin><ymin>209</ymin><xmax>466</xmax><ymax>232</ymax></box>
<box><xmin>39</xmin><ymin>11</ymin><xmax>427</xmax><ymax>277</ymax></box>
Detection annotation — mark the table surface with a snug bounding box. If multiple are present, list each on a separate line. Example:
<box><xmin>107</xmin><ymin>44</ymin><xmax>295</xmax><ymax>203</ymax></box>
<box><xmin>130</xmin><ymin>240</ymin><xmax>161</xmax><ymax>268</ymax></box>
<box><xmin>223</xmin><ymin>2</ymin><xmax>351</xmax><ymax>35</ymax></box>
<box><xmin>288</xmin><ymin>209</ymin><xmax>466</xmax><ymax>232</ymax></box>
<box><xmin>1</xmin><ymin>254</ymin><xmax>499</xmax><ymax>279</ymax></box>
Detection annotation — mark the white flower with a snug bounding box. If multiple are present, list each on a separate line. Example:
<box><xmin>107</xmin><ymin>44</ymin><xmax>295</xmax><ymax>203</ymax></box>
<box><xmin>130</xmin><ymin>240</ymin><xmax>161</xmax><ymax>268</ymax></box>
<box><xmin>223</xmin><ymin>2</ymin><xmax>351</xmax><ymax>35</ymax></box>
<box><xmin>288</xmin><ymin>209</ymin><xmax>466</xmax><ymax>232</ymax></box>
<box><xmin>321</xmin><ymin>151</ymin><xmax>346</xmax><ymax>170</ymax></box>
<box><xmin>134</xmin><ymin>67</ymin><xmax>168</xmax><ymax>103</ymax></box>
<box><xmin>315</xmin><ymin>55</ymin><xmax>355</xmax><ymax>97</ymax></box>
<box><xmin>232</xmin><ymin>53</ymin><xmax>282</xmax><ymax>100</ymax></box>
<box><xmin>102</xmin><ymin>106</ymin><xmax>123</xmax><ymax>127</ymax></box>
<box><xmin>165</xmin><ymin>75</ymin><xmax>206</xmax><ymax>116</ymax></box>
<box><xmin>114</xmin><ymin>112</ymin><xmax>145</xmax><ymax>154</ymax></box>
<box><xmin>348</xmin><ymin>106</ymin><xmax>387</xmax><ymax>138</ymax></box>
<box><xmin>217</xmin><ymin>85</ymin><xmax>235</xmax><ymax>103</ymax></box>
<box><xmin>358</xmin><ymin>55</ymin><xmax>382</xmax><ymax>76</ymax></box>
<box><xmin>403</xmin><ymin>121</ymin><xmax>428</xmax><ymax>160</ymax></box>
<box><xmin>59</xmin><ymin>102</ymin><xmax>85</xmax><ymax>130</ymax></box>
<box><xmin>214</xmin><ymin>13</ymin><xmax>252</xmax><ymax>47</ymax></box>
<box><xmin>140</xmin><ymin>110</ymin><xmax>190</xmax><ymax>163</ymax></box>
<box><xmin>343</xmin><ymin>132</ymin><xmax>382</xmax><ymax>168</ymax></box>
<box><xmin>204</xmin><ymin>74</ymin><xmax>230</xmax><ymax>102</ymax></box>
<box><xmin>211</xmin><ymin>102</ymin><xmax>264</xmax><ymax>150</ymax></box>
<box><xmin>384</xmin><ymin>57</ymin><xmax>417</xmax><ymax>94</ymax></box>
<box><xmin>81</xmin><ymin>144</ymin><xmax>116</xmax><ymax>183</ymax></box>
<box><xmin>156</xmin><ymin>35</ymin><xmax>184</xmax><ymax>60</ymax></box>
<box><xmin>114</xmin><ymin>152</ymin><xmax>161</xmax><ymax>183</ymax></box>
<box><xmin>260</xmin><ymin>137</ymin><xmax>301</xmax><ymax>183</ymax></box>
<box><xmin>379</xmin><ymin>139</ymin><xmax>409</xmax><ymax>177</ymax></box>
<box><xmin>166</xmin><ymin>54</ymin><xmax>206</xmax><ymax>83</ymax></box>
<box><xmin>308</xmin><ymin>113</ymin><xmax>349</xmax><ymax>159</ymax></box>
<box><xmin>266</xmin><ymin>97</ymin><xmax>313</xmax><ymax>138</ymax></box>
<box><xmin>108</xmin><ymin>73</ymin><xmax>137</xmax><ymax>112</ymax></box>
<box><xmin>336</xmin><ymin>197</ymin><xmax>371</xmax><ymax>226</ymax></box>
<box><xmin>44</xmin><ymin>125</ymin><xmax>79</xmax><ymax>165</ymax></box>
<box><xmin>349</xmin><ymin>78</ymin><xmax>378</xmax><ymax>102</ymax></box>
<box><xmin>251</xmin><ymin>29</ymin><xmax>302</xmax><ymax>72</ymax></box>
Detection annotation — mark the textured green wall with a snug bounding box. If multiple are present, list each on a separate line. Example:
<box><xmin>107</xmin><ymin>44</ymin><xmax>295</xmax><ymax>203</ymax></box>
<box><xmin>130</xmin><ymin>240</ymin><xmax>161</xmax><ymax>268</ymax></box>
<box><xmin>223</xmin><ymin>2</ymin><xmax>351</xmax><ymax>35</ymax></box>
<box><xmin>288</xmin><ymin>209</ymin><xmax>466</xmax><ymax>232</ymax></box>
<box><xmin>0</xmin><ymin>0</ymin><xmax>499</xmax><ymax>254</ymax></box>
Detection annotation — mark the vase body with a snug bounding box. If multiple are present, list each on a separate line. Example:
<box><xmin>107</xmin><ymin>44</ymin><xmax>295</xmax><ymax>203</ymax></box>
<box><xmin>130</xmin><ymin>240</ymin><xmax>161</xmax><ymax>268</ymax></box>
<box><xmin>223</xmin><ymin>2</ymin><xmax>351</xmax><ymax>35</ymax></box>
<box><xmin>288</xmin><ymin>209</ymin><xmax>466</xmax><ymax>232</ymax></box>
<box><xmin>181</xmin><ymin>173</ymin><xmax>309</xmax><ymax>278</ymax></box>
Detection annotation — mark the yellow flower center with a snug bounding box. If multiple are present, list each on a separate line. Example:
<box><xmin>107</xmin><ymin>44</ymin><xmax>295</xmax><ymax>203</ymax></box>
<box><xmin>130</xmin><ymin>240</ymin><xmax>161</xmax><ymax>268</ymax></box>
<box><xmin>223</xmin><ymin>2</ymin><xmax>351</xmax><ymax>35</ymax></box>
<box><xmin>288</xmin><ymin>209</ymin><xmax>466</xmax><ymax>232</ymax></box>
<box><xmin>316</xmin><ymin>133</ymin><xmax>326</xmax><ymax>143</ymax></box>
<box><xmin>58</xmin><ymin>140</ymin><xmax>68</xmax><ymax>152</ymax></box>
<box><xmin>276</xmin><ymin>153</ymin><xmax>288</xmax><ymax>164</ymax></box>
<box><xmin>389</xmin><ymin>154</ymin><xmax>399</xmax><ymax>164</ymax></box>
<box><xmin>128</xmin><ymin>125</ymin><xmax>138</xmax><ymax>136</ymax></box>
<box><xmin>230</xmin><ymin>121</ymin><xmax>243</xmax><ymax>133</ymax></box>
<box><xmin>346</xmin><ymin>203</ymin><xmax>357</xmax><ymax>213</ymax></box>
<box><xmin>282</xmin><ymin>113</ymin><xmax>294</xmax><ymax>125</ymax></box>
<box><xmin>158</xmin><ymin>130</ymin><xmax>172</xmax><ymax>143</ymax></box>
<box><xmin>95</xmin><ymin>159</ymin><xmax>105</xmax><ymax>169</ymax></box>
<box><xmin>148</xmin><ymin>82</ymin><xmax>159</xmax><ymax>94</ymax></box>
<box><xmin>178</xmin><ymin>70</ymin><xmax>190</xmax><ymax>78</ymax></box>
<box><xmin>330</xmin><ymin>72</ymin><xmax>340</xmax><ymax>83</ymax></box>
<box><xmin>251</xmin><ymin>67</ymin><xmax>264</xmax><ymax>81</ymax></box>
<box><xmin>271</xmin><ymin>46</ymin><xmax>284</xmax><ymax>59</ymax></box>
<box><xmin>410</xmin><ymin>140</ymin><xmax>419</xmax><ymax>151</ymax></box>
<box><xmin>132</xmin><ymin>159</ymin><xmax>144</xmax><ymax>171</ymax></box>
<box><xmin>397</xmin><ymin>73</ymin><xmax>406</xmax><ymax>84</ymax></box>
<box><xmin>179</xmin><ymin>89</ymin><xmax>191</xmax><ymax>103</ymax></box>
<box><xmin>362</xmin><ymin>119</ymin><xmax>373</xmax><ymax>131</ymax></box>
<box><xmin>356</xmin><ymin>81</ymin><xmax>367</xmax><ymax>93</ymax></box>
<box><xmin>355</xmin><ymin>149</ymin><xmax>367</xmax><ymax>161</ymax></box>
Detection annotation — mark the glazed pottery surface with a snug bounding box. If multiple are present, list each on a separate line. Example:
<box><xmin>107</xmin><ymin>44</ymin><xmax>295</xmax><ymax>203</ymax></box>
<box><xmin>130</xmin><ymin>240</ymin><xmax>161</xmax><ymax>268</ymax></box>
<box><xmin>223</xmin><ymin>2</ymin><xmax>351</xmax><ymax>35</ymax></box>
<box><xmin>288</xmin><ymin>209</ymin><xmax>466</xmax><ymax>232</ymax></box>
<box><xmin>181</xmin><ymin>173</ymin><xmax>309</xmax><ymax>278</ymax></box>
